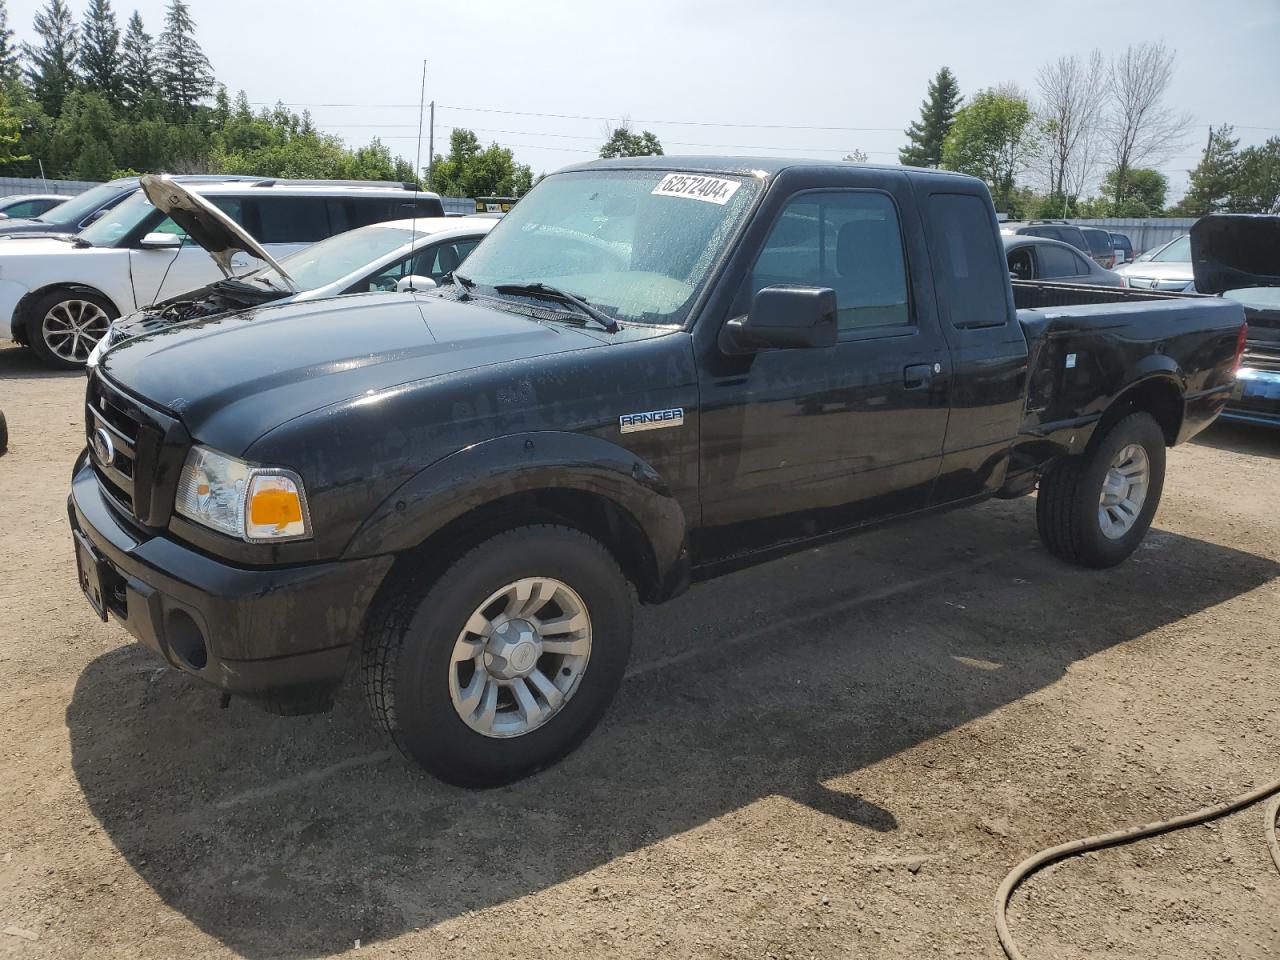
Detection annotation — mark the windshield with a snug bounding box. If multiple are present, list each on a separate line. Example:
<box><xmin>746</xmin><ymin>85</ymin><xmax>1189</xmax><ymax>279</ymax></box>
<box><xmin>39</xmin><ymin>183</ymin><xmax>128</xmax><ymax>226</ymax></box>
<box><xmin>1151</xmin><ymin>235</ymin><xmax>1191</xmax><ymax>262</ymax></box>
<box><xmin>250</xmin><ymin>223</ymin><xmax>420</xmax><ymax>291</ymax></box>
<box><xmin>79</xmin><ymin>190</ymin><xmax>162</xmax><ymax>246</ymax></box>
<box><xmin>459</xmin><ymin>169</ymin><xmax>761</xmax><ymax>325</ymax></box>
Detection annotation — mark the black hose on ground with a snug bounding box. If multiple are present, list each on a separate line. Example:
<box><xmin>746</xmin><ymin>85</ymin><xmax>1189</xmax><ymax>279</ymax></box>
<box><xmin>995</xmin><ymin>776</ymin><xmax>1280</xmax><ymax>960</ymax></box>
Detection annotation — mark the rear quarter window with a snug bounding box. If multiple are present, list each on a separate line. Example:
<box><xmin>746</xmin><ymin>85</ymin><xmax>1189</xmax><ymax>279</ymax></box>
<box><xmin>927</xmin><ymin>193</ymin><xmax>1011</xmax><ymax>329</ymax></box>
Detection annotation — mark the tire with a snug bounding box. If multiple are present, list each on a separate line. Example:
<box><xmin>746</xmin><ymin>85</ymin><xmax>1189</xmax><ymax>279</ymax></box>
<box><xmin>0</xmin><ymin>410</ymin><xmax>7</xmax><ymax>455</ymax></box>
<box><xmin>26</xmin><ymin>289</ymin><xmax>118</xmax><ymax>370</ymax></box>
<box><xmin>1036</xmin><ymin>411</ymin><xmax>1166</xmax><ymax>569</ymax></box>
<box><xmin>362</xmin><ymin>524</ymin><xmax>634</xmax><ymax>787</ymax></box>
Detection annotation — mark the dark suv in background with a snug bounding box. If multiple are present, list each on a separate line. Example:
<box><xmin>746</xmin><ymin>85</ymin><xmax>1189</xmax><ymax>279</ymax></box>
<box><xmin>1000</xmin><ymin>219</ymin><xmax>1091</xmax><ymax>254</ymax></box>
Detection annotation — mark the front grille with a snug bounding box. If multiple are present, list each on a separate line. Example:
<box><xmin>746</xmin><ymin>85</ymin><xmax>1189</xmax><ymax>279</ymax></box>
<box><xmin>85</xmin><ymin>373</ymin><xmax>187</xmax><ymax>528</ymax></box>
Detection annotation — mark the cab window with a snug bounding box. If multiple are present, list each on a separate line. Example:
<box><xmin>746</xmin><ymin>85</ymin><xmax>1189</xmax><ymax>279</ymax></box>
<box><xmin>747</xmin><ymin>190</ymin><xmax>911</xmax><ymax>332</ymax></box>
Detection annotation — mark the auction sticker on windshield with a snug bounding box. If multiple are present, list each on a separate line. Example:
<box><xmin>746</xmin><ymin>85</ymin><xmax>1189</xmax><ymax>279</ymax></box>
<box><xmin>651</xmin><ymin>173</ymin><xmax>742</xmax><ymax>205</ymax></box>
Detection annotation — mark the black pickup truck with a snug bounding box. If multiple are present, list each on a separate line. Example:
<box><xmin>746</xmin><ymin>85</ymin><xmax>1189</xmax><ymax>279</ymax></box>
<box><xmin>69</xmin><ymin>157</ymin><xmax>1246</xmax><ymax>786</ymax></box>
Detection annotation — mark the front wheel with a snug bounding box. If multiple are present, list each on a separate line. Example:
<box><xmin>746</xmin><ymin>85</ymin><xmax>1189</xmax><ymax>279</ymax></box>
<box><xmin>26</xmin><ymin>289</ymin><xmax>117</xmax><ymax>369</ymax></box>
<box><xmin>362</xmin><ymin>524</ymin><xmax>634</xmax><ymax>787</ymax></box>
<box><xmin>1036</xmin><ymin>411</ymin><xmax>1167</xmax><ymax>568</ymax></box>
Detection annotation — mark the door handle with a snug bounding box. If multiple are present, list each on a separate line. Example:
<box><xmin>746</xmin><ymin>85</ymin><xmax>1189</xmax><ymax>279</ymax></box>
<box><xmin>904</xmin><ymin>363</ymin><xmax>933</xmax><ymax>390</ymax></box>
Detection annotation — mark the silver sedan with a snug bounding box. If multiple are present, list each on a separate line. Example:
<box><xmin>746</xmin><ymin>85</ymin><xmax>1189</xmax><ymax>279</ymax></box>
<box><xmin>1004</xmin><ymin>235</ymin><xmax>1126</xmax><ymax>286</ymax></box>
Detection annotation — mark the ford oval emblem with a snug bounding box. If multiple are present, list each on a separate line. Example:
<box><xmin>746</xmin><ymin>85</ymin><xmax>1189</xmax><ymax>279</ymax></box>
<box><xmin>92</xmin><ymin>427</ymin><xmax>114</xmax><ymax>465</ymax></box>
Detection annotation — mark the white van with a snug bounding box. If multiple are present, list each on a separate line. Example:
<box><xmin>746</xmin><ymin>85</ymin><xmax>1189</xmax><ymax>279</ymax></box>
<box><xmin>0</xmin><ymin>179</ymin><xmax>444</xmax><ymax>368</ymax></box>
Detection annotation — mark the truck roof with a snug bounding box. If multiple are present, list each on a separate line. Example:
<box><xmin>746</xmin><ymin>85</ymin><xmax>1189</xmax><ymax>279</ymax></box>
<box><xmin>560</xmin><ymin>154</ymin><xmax>977</xmax><ymax>187</ymax></box>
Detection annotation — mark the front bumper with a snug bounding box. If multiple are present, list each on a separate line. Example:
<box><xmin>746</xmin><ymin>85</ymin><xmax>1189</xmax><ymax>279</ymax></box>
<box><xmin>1220</xmin><ymin>366</ymin><xmax>1280</xmax><ymax>427</ymax></box>
<box><xmin>69</xmin><ymin>457</ymin><xmax>394</xmax><ymax>712</ymax></box>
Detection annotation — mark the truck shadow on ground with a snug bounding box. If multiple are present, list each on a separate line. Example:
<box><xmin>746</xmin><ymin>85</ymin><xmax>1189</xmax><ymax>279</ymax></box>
<box><xmin>65</xmin><ymin>498</ymin><xmax>1279</xmax><ymax>959</ymax></box>
<box><xmin>0</xmin><ymin>342</ymin><xmax>84</xmax><ymax>380</ymax></box>
<box><xmin>1191</xmin><ymin>420</ymin><xmax>1279</xmax><ymax>459</ymax></box>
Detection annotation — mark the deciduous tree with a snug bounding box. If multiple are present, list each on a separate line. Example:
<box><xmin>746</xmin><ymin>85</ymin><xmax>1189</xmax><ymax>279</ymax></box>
<box><xmin>599</xmin><ymin>123</ymin><xmax>663</xmax><ymax>158</ymax></box>
<box><xmin>1103</xmin><ymin>42</ymin><xmax>1190</xmax><ymax>215</ymax></box>
<box><xmin>941</xmin><ymin>87</ymin><xmax>1037</xmax><ymax>213</ymax></box>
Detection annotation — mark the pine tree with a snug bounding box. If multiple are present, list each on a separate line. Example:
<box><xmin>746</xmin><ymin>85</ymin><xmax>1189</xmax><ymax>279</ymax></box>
<box><xmin>899</xmin><ymin>66</ymin><xmax>962</xmax><ymax>168</ymax></box>
<box><xmin>1172</xmin><ymin>125</ymin><xmax>1240</xmax><ymax>216</ymax></box>
<box><xmin>0</xmin><ymin>0</ymin><xmax>19</xmax><ymax>80</ymax></box>
<box><xmin>79</xmin><ymin>0</ymin><xmax>122</xmax><ymax>103</ymax></box>
<box><xmin>24</xmin><ymin>0</ymin><xmax>79</xmax><ymax>117</ymax></box>
<box><xmin>156</xmin><ymin>0</ymin><xmax>212</xmax><ymax>116</ymax></box>
<box><xmin>119</xmin><ymin>11</ymin><xmax>155</xmax><ymax>112</ymax></box>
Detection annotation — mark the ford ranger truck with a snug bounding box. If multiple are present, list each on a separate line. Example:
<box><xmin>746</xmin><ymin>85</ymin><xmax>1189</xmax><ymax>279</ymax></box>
<box><xmin>69</xmin><ymin>158</ymin><xmax>1247</xmax><ymax>786</ymax></box>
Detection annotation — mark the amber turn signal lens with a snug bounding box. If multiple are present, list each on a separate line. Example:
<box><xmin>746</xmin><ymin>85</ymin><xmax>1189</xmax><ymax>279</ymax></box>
<box><xmin>250</xmin><ymin>487</ymin><xmax>303</xmax><ymax>528</ymax></box>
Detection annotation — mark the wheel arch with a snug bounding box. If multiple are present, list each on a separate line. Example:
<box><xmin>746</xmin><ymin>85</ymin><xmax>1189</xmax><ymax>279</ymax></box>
<box><xmin>12</xmin><ymin>282</ymin><xmax>124</xmax><ymax>340</ymax></box>
<box><xmin>1091</xmin><ymin>373</ymin><xmax>1184</xmax><ymax>452</ymax></box>
<box><xmin>345</xmin><ymin>432</ymin><xmax>691</xmax><ymax>605</ymax></box>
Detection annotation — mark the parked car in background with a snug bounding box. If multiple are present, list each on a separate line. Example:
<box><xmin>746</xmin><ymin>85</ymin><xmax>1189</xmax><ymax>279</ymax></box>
<box><xmin>1079</xmin><ymin>226</ymin><xmax>1119</xmax><ymax>269</ymax></box>
<box><xmin>1114</xmin><ymin>234</ymin><xmax>1194</xmax><ymax>291</ymax></box>
<box><xmin>0</xmin><ymin>194</ymin><xmax>72</xmax><ymax>220</ymax></box>
<box><xmin>1</xmin><ymin>176</ymin><xmax>445</xmax><ymax>368</ymax></box>
<box><xmin>1110</xmin><ymin>231</ymin><xmax>1135</xmax><ymax>264</ymax></box>
<box><xmin>1000</xmin><ymin>219</ymin><xmax>1091</xmax><ymax>254</ymax></box>
<box><xmin>0</xmin><ymin>175</ymin><xmax>262</xmax><ymax>239</ymax></box>
<box><xmin>1191</xmin><ymin>214</ymin><xmax>1280</xmax><ymax>428</ymax></box>
<box><xmin>88</xmin><ymin>182</ymin><xmax>494</xmax><ymax>363</ymax></box>
<box><xmin>1003</xmin><ymin>235</ymin><xmax>1125</xmax><ymax>286</ymax></box>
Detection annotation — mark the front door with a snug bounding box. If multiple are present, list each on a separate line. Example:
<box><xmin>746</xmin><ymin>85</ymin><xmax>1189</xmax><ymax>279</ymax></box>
<box><xmin>696</xmin><ymin>182</ymin><xmax>951</xmax><ymax>564</ymax></box>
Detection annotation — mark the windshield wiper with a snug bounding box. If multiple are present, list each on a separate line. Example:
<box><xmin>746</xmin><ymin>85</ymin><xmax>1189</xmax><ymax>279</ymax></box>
<box><xmin>491</xmin><ymin>282</ymin><xmax>620</xmax><ymax>333</ymax></box>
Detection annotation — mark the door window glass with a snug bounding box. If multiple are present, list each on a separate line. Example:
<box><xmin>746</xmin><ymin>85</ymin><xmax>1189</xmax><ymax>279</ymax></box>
<box><xmin>926</xmin><ymin>193</ymin><xmax>1010</xmax><ymax>329</ymax></box>
<box><xmin>748</xmin><ymin>191</ymin><xmax>910</xmax><ymax>331</ymax></box>
<box><xmin>1036</xmin><ymin>242</ymin><xmax>1083</xmax><ymax>278</ymax></box>
<box><xmin>256</xmin><ymin>196</ymin><xmax>331</xmax><ymax>243</ymax></box>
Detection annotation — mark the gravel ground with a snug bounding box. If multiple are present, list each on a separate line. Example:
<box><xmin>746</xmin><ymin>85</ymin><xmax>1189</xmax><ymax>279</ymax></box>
<box><xmin>1</xmin><ymin>340</ymin><xmax>1278</xmax><ymax>960</ymax></box>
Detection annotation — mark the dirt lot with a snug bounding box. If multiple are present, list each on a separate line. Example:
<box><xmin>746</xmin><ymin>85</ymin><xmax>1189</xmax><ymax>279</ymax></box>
<box><xmin>1</xmin><ymin>340</ymin><xmax>1278</xmax><ymax>960</ymax></box>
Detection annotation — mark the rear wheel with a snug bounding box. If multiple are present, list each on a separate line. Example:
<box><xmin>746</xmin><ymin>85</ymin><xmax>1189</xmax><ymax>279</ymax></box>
<box><xmin>27</xmin><ymin>289</ymin><xmax>117</xmax><ymax>369</ymax></box>
<box><xmin>1036</xmin><ymin>411</ymin><xmax>1166</xmax><ymax>568</ymax></box>
<box><xmin>362</xmin><ymin>524</ymin><xmax>633</xmax><ymax>786</ymax></box>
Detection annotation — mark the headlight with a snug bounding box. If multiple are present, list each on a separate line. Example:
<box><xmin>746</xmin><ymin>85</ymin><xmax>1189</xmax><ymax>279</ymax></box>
<box><xmin>174</xmin><ymin>445</ymin><xmax>311</xmax><ymax>542</ymax></box>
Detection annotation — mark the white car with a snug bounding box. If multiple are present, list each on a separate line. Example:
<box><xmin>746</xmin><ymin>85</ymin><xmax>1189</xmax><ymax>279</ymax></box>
<box><xmin>89</xmin><ymin>182</ymin><xmax>495</xmax><ymax>364</ymax></box>
<box><xmin>0</xmin><ymin>177</ymin><xmax>445</xmax><ymax>368</ymax></box>
<box><xmin>1113</xmin><ymin>234</ymin><xmax>1194</xmax><ymax>292</ymax></box>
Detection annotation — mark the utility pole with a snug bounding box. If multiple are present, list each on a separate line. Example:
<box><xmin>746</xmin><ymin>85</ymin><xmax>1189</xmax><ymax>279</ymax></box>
<box><xmin>427</xmin><ymin>100</ymin><xmax>435</xmax><ymax>191</ymax></box>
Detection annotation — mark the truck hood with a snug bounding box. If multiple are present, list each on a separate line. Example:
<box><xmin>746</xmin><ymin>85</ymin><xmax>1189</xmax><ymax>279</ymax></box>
<box><xmin>1191</xmin><ymin>214</ymin><xmax>1280</xmax><ymax>295</ymax></box>
<box><xmin>140</xmin><ymin>175</ymin><xmax>298</xmax><ymax>290</ymax></box>
<box><xmin>98</xmin><ymin>293</ymin><xmax>609</xmax><ymax>451</ymax></box>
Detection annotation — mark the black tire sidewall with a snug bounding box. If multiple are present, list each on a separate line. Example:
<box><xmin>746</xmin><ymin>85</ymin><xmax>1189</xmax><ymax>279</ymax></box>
<box><xmin>391</xmin><ymin>527</ymin><xmax>633</xmax><ymax>786</ymax></box>
<box><xmin>1074</xmin><ymin>412</ymin><xmax>1166</xmax><ymax>567</ymax></box>
<box><xmin>27</xmin><ymin>289</ymin><xmax>118</xmax><ymax>370</ymax></box>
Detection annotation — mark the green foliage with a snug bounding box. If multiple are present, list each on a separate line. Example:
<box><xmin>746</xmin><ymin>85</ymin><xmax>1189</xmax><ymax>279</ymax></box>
<box><xmin>941</xmin><ymin>88</ymin><xmax>1037</xmax><ymax>213</ymax></box>
<box><xmin>156</xmin><ymin>0</ymin><xmax>212</xmax><ymax>117</ymax></box>
<box><xmin>1099</xmin><ymin>167</ymin><xmax>1167</xmax><ymax>216</ymax></box>
<box><xmin>1230</xmin><ymin>138</ymin><xmax>1280</xmax><ymax>214</ymax></box>
<box><xmin>599</xmin><ymin>125</ymin><xmax>663</xmax><ymax>159</ymax></box>
<box><xmin>899</xmin><ymin>66</ymin><xmax>961</xmax><ymax>168</ymax></box>
<box><xmin>430</xmin><ymin>128</ymin><xmax>534</xmax><ymax>196</ymax></box>
<box><xmin>1170</xmin><ymin>126</ymin><xmax>1239</xmax><ymax>216</ymax></box>
<box><xmin>0</xmin><ymin>0</ymin><xmax>19</xmax><ymax>81</ymax></box>
<box><xmin>25</xmin><ymin>0</ymin><xmax>78</xmax><ymax>116</ymax></box>
<box><xmin>78</xmin><ymin>0</ymin><xmax>121</xmax><ymax>104</ymax></box>
<box><xmin>0</xmin><ymin>87</ymin><xmax>27</xmax><ymax>164</ymax></box>
<box><xmin>118</xmin><ymin>11</ymin><xmax>155</xmax><ymax>113</ymax></box>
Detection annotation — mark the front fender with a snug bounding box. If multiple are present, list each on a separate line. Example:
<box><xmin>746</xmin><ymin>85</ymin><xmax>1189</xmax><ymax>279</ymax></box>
<box><xmin>343</xmin><ymin>430</ymin><xmax>689</xmax><ymax>589</ymax></box>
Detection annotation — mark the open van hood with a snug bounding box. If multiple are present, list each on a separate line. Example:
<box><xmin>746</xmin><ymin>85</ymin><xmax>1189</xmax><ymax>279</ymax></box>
<box><xmin>1191</xmin><ymin>214</ymin><xmax>1280</xmax><ymax>295</ymax></box>
<box><xmin>140</xmin><ymin>175</ymin><xmax>298</xmax><ymax>291</ymax></box>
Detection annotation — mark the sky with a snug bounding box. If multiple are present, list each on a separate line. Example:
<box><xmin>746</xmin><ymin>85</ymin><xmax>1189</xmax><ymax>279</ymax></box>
<box><xmin>7</xmin><ymin>0</ymin><xmax>1280</xmax><ymax>200</ymax></box>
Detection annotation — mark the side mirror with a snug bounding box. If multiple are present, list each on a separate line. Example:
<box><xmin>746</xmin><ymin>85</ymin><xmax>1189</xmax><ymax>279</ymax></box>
<box><xmin>723</xmin><ymin>285</ymin><xmax>838</xmax><ymax>352</ymax></box>
<box><xmin>395</xmin><ymin>275</ymin><xmax>437</xmax><ymax>293</ymax></box>
<box><xmin>139</xmin><ymin>232</ymin><xmax>182</xmax><ymax>250</ymax></box>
